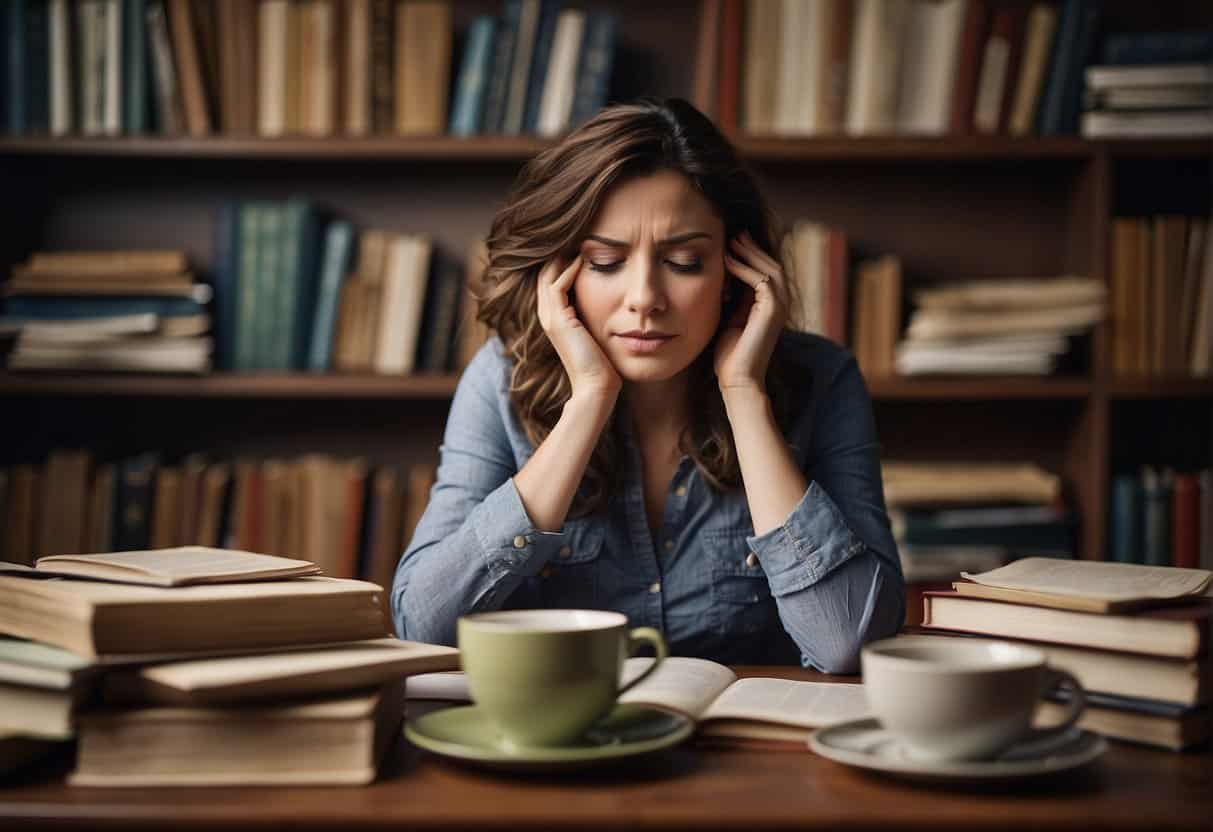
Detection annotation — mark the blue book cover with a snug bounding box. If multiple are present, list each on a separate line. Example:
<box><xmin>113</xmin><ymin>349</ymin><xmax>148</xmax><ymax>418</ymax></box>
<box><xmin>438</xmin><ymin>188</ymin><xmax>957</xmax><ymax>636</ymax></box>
<box><xmin>253</xmin><ymin>202</ymin><xmax>283</xmax><ymax>370</ymax></box>
<box><xmin>521</xmin><ymin>1</ymin><xmax>560</xmax><ymax>134</ymax></box>
<box><xmin>3</xmin><ymin>295</ymin><xmax>208</xmax><ymax>319</ymax></box>
<box><xmin>284</xmin><ymin>199</ymin><xmax>324</xmax><ymax>371</ymax></box>
<box><xmin>274</xmin><ymin>200</ymin><xmax>309</xmax><ymax>370</ymax></box>
<box><xmin>481</xmin><ymin>1</ymin><xmax>520</xmax><ymax>135</ymax></box>
<box><xmin>234</xmin><ymin>202</ymin><xmax>261</xmax><ymax>371</ymax></box>
<box><xmin>212</xmin><ymin>201</ymin><xmax>241</xmax><ymax>371</ymax></box>
<box><xmin>449</xmin><ymin>15</ymin><xmax>496</xmax><ymax>137</ymax></box>
<box><xmin>1141</xmin><ymin>467</ymin><xmax>1173</xmax><ymax>567</ymax></box>
<box><xmin>1037</xmin><ymin>0</ymin><xmax>1099</xmax><ymax>136</ymax></box>
<box><xmin>6</xmin><ymin>1</ymin><xmax>25</xmax><ymax>134</ymax></box>
<box><xmin>122</xmin><ymin>0</ymin><xmax>148</xmax><ymax>133</ymax></box>
<box><xmin>1102</xmin><ymin>31</ymin><xmax>1213</xmax><ymax>66</ymax></box>
<box><xmin>24</xmin><ymin>0</ymin><xmax>49</xmax><ymax>133</ymax></box>
<box><xmin>308</xmin><ymin>220</ymin><xmax>355</xmax><ymax>372</ymax></box>
<box><xmin>568</xmin><ymin>9</ymin><xmax>615</xmax><ymax>129</ymax></box>
<box><xmin>1109</xmin><ymin>474</ymin><xmax>1143</xmax><ymax>564</ymax></box>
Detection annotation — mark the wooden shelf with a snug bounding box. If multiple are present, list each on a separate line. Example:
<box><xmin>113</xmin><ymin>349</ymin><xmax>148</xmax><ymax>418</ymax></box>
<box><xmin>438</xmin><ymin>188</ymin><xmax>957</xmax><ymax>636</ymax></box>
<box><xmin>0</xmin><ymin>372</ymin><xmax>462</xmax><ymax>399</ymax></box>
<box><xmin>0</xmin><ymin>135</ymin><xmax>1207</xmax><ymax>163</ymax></box>
<box><xmin>1101</xmin><ymin>378</ymin><xmax>1213</xmax><ymax>399</ymax></box>
<box><xmin>866</xmin><ymin>377</ymin><xmax>1092</xmax><ymax>400</ymax></box>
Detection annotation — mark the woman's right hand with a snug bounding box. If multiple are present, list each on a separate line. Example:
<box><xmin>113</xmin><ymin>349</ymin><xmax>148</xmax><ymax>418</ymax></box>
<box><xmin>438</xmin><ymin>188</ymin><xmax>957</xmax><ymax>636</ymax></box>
<box><xmin>536</xmin><ymin>255</ymin><xmax>621</xmax><ymax>400</ymax></box>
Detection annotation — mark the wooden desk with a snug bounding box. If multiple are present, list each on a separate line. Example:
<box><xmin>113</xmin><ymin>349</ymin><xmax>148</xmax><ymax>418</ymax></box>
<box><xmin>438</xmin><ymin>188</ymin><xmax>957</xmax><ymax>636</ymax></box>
<box><xmin>1</xmin><ymin>667</ymin><xmax>1209</xmax><ymax>831</ymax></box>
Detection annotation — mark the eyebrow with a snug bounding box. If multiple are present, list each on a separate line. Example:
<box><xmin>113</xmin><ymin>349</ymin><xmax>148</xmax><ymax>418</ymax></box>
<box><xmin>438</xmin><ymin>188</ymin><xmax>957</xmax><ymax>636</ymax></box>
<box><xmin>583</xmin><ymin>231</ymin><xmax>712</xmax><ymax>248</ymax></box>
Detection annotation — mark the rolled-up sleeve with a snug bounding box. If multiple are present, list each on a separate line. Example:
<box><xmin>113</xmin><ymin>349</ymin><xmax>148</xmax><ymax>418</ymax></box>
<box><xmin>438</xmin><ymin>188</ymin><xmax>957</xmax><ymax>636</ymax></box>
<box><xmin>390</xmin><ymin>343</ymin><xmax>568</xmax><ymax>645</ymax></box>
<box><xmin>746</xmin><ymin>355</ymin><xmax>904</xmax><ymax>673</ymax></box>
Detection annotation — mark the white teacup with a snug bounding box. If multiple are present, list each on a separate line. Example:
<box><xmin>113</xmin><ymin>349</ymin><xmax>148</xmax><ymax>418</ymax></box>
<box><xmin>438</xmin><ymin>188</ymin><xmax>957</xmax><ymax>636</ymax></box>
<box><xmin>861</xmin><ymin>636</ymin><xmax>1086</xmax><ymax>763</ymax></box>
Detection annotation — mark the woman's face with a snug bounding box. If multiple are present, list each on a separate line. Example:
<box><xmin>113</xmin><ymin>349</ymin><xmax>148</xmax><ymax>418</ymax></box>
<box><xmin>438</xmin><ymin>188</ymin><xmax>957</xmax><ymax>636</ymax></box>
<box><xmin>573</xmin><ymin>170</ymin><xmax>728</xmax><ymax>385</ymax></box>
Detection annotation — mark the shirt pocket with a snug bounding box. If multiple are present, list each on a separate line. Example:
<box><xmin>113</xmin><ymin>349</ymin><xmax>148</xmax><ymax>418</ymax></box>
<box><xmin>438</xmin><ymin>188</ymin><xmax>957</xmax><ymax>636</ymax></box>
<box><xmin>539</xmin><ymin>519</ymin><xmax>606</xmax><ymax>609</ymax></box>
<box><xmin>704</xmin><ymin>527</ymin><xmax>775</xmax><ymax>637</ymax></box>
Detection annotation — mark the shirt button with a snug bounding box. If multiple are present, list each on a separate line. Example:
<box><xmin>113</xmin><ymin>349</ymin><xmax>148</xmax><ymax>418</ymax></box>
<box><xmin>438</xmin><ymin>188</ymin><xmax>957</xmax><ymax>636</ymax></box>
<box><xmin>649</xmin><ymin>582</ymin><xmax>662</xmax><ymax>594</ymax></box>
<box><xmin>675</xmin><ymin>486</ymin><xmax>687</xmax><ymax>497</ymax></box>
<box><xmin>512</xmin><ymin>535</ymin><xmax>527</xmax><ymax>549</ymax></box>
<box><xmin>663</xmin><ymin>539</ymin><xmax>674</xmax><ymax>551</ymax></box>
<box><xmin>745</xmin><ymin>552</ymin><xmax>759</xmax><ymax>568</ymax></box>
<box><xmin>559</xmin><ymin>545</ymin><xmax>572</xmax><ymax>559</ymax></box>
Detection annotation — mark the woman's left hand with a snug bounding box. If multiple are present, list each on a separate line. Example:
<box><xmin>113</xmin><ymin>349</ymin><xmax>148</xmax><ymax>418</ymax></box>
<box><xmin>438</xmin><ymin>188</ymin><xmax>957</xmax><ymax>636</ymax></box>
<box><xmin>715</xmin><ymin>231</ymin><xmax>790</xmax><ymax>393</ymax></box>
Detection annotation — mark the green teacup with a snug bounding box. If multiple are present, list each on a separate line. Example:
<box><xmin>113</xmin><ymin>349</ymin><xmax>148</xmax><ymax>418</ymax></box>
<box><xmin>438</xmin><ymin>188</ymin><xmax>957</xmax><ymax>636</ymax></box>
<box><xmin>457</xmin><ymin>609</ymin><xmax>667</xmax><ymax>752</ymax></box>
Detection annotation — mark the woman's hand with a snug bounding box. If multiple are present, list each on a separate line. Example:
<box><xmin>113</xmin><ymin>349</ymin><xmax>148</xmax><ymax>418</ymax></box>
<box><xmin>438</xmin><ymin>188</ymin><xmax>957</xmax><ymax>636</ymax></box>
<box><xmin>716</xmin><ymin>231</ymin><xmax>789</xmax><ymax>394</ymax></box>
<box><xmin>536</xmin><ymin>255</ymin><xmax>622</xmax><ymax>400</ymax></box>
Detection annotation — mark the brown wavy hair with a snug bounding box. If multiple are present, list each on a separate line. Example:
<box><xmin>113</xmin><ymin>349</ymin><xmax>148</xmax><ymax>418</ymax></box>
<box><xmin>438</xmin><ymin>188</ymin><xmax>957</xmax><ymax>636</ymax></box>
<box><xmin>476</xmin><ymin>98</ymin><xmax>792</xmax><ymax>517</ymax></box>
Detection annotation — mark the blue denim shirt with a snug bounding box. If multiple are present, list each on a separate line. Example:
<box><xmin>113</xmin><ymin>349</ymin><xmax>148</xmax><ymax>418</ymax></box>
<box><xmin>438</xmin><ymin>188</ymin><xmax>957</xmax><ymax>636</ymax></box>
<box><xmin>391</xmin><ymin>330</ymin><xmax>904</xmax><ymax>672</ymax></box>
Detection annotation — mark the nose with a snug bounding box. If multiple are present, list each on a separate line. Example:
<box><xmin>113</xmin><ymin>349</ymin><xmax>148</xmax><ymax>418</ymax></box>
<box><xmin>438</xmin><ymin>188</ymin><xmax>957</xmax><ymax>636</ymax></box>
<box><xmin>623</xmin><ymin>256</ymin><xmax>666</xmax><ymax>315</ymax></box>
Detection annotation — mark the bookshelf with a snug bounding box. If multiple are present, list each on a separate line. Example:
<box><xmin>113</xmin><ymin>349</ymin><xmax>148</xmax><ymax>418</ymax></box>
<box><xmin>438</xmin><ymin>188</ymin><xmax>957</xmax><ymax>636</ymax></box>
<box><xmin>1</xmin><ymin>0</ymin><xmax>1210</xmax><ymax>576</ymax></box>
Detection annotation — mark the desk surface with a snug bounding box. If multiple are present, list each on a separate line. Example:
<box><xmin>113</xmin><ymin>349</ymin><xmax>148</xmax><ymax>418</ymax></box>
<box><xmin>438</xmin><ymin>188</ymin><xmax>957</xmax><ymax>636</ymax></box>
<box><xmin>2</xmin><ymin>667</ymin><xmax>1210</xmax><ymax>831</ymax></box>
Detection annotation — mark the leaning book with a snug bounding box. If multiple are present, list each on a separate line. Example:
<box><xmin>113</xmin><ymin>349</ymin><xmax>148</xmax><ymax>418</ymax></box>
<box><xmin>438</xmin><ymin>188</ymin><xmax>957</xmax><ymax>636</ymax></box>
<box><xmin>70</xmin><ymin>680</ymin><xmax>404</xmax><ymax>786</ymax></box>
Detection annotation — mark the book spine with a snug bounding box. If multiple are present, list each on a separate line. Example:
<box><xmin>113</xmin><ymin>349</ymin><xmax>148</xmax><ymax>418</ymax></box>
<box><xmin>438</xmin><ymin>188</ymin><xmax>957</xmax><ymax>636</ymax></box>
<box><xmin>3</xmin><ymin>295</ymin><xmax>206</xmax><ymax>319</ymax></box>
<box><xmin>212</xmin><ymin>201</ymin><xmax>241</xmax><ymax>371</ymax></box>
<box><xmin>1101</xmin><ymin>31</ymin><xmax>1213</xmax><ymax>66</ymax></box>
<box><xmin>6</xmin><ymin>0</ymin><xmax>25</xmax><ymax>134</ymax></box>
<box><xmin>1171</xmin><ymin>473</ymin><xmax>1200</xmax><ymax>570</ymax></box>
<box><xmin>122</xmin><ymin>0</ymin><xmax>148</xmax><ymax>133</ymax></box>
<box><xmin>289</xmin><ymin>201</ymin><xmax>324</xmax><ymax>370</ymax></box>
<box><xmin>255</xmin><ymin>202</ymin><xmax>283</xmax><ymax>370</ymax></box>
<box><xmin>113</xmin><ymin>453</ymin><xmax>158</xmax><ymax>552</ymax></box>
<box><xmin>234</xmin><ymin>202</ymin><xmax>260</xmax><ymax>371</ymax></box>
<box><xmin>1109</xmin><ymin>473</ymin><xmax>1142</xmax><ymax>564</ymax></box>
<box><xmin>568</xmin><ymin>9</ymin><xmax>614</xmax><ymax>129</ymax></box>
<box><xmin>502</xmin><ymin>0</ymin><xmax>539</xmax><ymax>135</ymax></box>
<box><xmin>481</xmin><ymin>0</ymin><xmax>519</xmax><ymax>134</ymax></box>
<box><xmin>1141</xmin><ymin>467</ymin><xmax>1173</xmax><ymax>567</ymax></box>
<box><xmin>275</xmin><ymin>200</ymin><xmax>305</xmax><ymax>370</ymax></box>
<box><xmin>369</xmin><ymin>0</ymin><xmax>393</xmax><ymax>134</ymax></box>
<box><xmin>520</xmin><ymin>0</ymin><xmax>558</xmax><ymax>135</ymax></box>
<box><xmin>25</xmin><ymin>0</ymin><xmax>50</xmax><ymax>134</ymax></box>
<box><xmin>308</xmin><ymin>220</ymin><xmax>355</xmax><ymax>371</ymax></box>
<box><xmin>448</xmin><ymin>15</ymin><xmax>495</xmax><ymax>137</ymax></box>
<box><xmin>1036</xmin><ymin>0</ymin><xmax>1098</xmax><ymax>136</ymax></box>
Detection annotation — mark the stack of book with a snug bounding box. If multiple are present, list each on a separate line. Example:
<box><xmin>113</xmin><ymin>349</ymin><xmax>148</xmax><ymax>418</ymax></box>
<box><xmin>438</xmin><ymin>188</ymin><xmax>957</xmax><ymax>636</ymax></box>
<box><xmin>917</xmin><ymin>558</ymin><xmax>1212</xmax><ymax>751</ymax></box>
<box><xmin>883</xmin><ymin>461</ymin><xmax>1070</xmax><ymax>582</ymax></box>
<box><xmin>0</xmin><ymin>546</ymin><xmax>458</xmax><ymax>784</ymax></box>
<box><xmin>1081</xmin><ymin>31</ymin><xmax>1213</xmax><ymax>139</ymax></box>
<box><xmin>895</xmin><ymin>276</ymin><xmax>1105</xmax><ymax>376</ymax></box>
<box><xmin>1</xmin><ymin>250</ymin><xmax>212</xmax><ymax>373</ymax></box>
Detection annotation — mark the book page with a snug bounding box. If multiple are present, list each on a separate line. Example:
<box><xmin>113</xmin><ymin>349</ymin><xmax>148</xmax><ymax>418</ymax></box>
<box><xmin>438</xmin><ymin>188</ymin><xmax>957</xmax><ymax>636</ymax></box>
<box><xmin>699</xmin><ymin>678</ymin><xmax>870</xmax><ymax>728</ymax></box>
<box><xmin>35</xmin><ymin>547</ymin><xmax>318</xmax><ymax>585</ymax></box>
<box><xmin>405</xmin><ymin>671</ymin><xmax>472</xmax><ymax>701</ymax></box>
<box><xmin>962</xmin><ymin>557</ymin><xmax>1213</xmax><ymax>601</ymax></box>
<box><xmin>617</xmin><ymin>656</ymin><xmax>737</xmax><ymax>720</ymax></box>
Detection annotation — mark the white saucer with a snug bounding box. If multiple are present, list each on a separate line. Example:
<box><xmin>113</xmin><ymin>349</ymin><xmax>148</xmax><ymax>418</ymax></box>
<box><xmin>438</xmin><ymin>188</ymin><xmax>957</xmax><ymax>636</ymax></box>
<box><xmin>809</xmin><ymin>718</ymin><xmax>1107</xmax><ymax>783</ymax></box>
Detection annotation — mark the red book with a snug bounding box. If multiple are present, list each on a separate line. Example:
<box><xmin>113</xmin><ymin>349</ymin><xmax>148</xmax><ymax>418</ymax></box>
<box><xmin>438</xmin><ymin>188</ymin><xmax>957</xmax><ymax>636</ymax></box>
<box><xmin>825</xmin><ymin>229</ymin><xmax>849</xmax><ymax>345</ymax></box>
<box><xmin>717</xmin><ymin>0</ymin><xmax>742</xmax><ymax>134</ymax></box>
<box><xmin>1173</xmin><ymin>473</ymin><xmax>1201</xmax><ymax>569</ymax></box>
<box><xmin>949</xmin><ymin>0</ymin><xmax>989</xmax><ymax>135</ymax></box>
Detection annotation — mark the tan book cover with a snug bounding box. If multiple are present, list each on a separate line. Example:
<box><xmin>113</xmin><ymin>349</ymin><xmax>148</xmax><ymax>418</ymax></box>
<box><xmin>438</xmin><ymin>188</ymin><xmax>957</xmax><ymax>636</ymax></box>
<box><xmin>742</xmin><ymin>0</ymin><xmax>780</xmax><ymax>135</ymax></box>
<box><xmin>85</xmin><ymin>463</ymin><xmax>116</xmax><ymax>553</ymax></box>
<box><xmin>0</xmin><ymin>575</ymin><xmax>390</xmax><ymax>659</ymax></box>
<box><xmin>149</xmin><ymin>466</ymin><xmax>183</xmax><ymax>550</ymax></box>
<box><xmin>957</xmin><ymin>557</ymin><xmax>1212</xmax><ymax>607</ymax></box>
<box><xmin>395</xmin><ymin>1</ymin><xmax>451</xmax><ymax>135</ymax></box>
<box><xmin>1133</xmin><ymin>217</ymin><xmax>1152</xmax><ymax>374</ymax></box>
<box><xmin>1110</xmin><ymin>219</ymin><xmax>1135</xmax><ymax>374</ymax></box>
<box><xmin>38</xmin><ymin>450</ymin><xmax>91</xmax><ymax>558</ymax></box>
<box><xmin>285</xmin><ymin>0</ymin><xmax>302</xmax><ymax>133</ymax></box>
<box><xmin>257</xmin><ymin>0</ymin><xmax>288</xmax><ymax>135</ymax></box>
<box><xmin>167</xmin><ymin>0</ymin><xmax>212</xmax><ymax>135</ymax></box>
<box><xmin>691</xmin><ymin>0</ymin><xmax>721</xmax><ymax>120</ymax></box>
<box><xmin>195</xmin><ymin>463</ymin><xmax>230</xmax><ymax>548</ymax></box>
<box><xmin>921</xmin><ymin>592</ymin><xmax>1210</xmax><ymax>659</ymax></box>
<box><xmin>1179</xmin><ymin>219</ymin><xmax>1206</xmax><ymax>367</ymax></box>
<box><xmin>71</xmin><ymin>680</ymin><xmax>404</xmax><ymax>786</ymax></box>
<box><xmin>344</xmin><ymin>0</ymin><xmax>372</xmax><ymax>134</ymax></box>
<box><xmin>817</xmin><ymin>0</ymin><xmax>853</xmax><ymax>134</ymax></box>
<box><xmin>34</xmin><ymin>546</ymin><xmax>320</xmax><ymax>587</ymax></box>
<box><xmin>1036</xmin><ymin>699</ymin><xmax>1210</xmax><ymax>752</ymax></box>
<box><xmin>104</xmin><ymin>638</ymin><xmax>457</xmax><ymax>705</ymax></box>
<box><xmin>882</xmin><ymin>461</ymin><xmax>1060</xmax><ymax>506</ymax></box>
<box><xmin>911</xmin><ymin>276</ymin><xmax>1104</xmax><ymax>310</ymax></box>
<box><xmin>1007</xmin><ymin>3</ymin><xmax>1056</xmax><ymax>135</ymax></box>
<box><xmin>25</xmin><ymin>250</ymin><xmax>187</xmax><ymax>275</ymax></box>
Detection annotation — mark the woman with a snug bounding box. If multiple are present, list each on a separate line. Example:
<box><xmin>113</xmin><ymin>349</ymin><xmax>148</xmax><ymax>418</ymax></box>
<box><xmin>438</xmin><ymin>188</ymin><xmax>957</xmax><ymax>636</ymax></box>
<box><xmin>391</xmin><ymin>98</ymin><xmax>903</xmax><ymax>672</ymax></box>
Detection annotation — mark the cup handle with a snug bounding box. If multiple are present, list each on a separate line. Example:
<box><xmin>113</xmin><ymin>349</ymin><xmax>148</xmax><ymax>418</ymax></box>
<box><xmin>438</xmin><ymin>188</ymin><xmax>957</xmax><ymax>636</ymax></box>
<box><xmin>1005</xmin><ymin>667</ymin><xmax>1086</xmax><ymax>759</ymax></box>
<box><xmin>615</xmin><ymin>627</ymin><xmax>668</xmax><ymax>696</ymax></box>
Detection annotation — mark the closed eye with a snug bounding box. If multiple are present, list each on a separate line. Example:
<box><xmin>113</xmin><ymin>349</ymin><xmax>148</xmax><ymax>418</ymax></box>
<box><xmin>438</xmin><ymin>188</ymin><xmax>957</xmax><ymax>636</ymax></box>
<box><xmin>588</xmin><ymin>259</ymin><xmax>703</xmax><ymax>274</ymax></box>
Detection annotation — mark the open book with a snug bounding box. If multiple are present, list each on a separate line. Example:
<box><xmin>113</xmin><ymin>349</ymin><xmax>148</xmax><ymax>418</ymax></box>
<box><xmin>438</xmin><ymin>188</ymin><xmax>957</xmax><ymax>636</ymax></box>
<box><xmin>406</xmin><ymin>657</ymin><xmax>870</xmax><ymax>744</ymax></box>
<box><xmin>14</xmin><ymin>547</ymin><xmax>320</xmax><ymax>586</ymax></box>
<box><xmin>956</xmin><ymin>557</ymin><xmax>1213</xmax><ymax>613</ymax></box>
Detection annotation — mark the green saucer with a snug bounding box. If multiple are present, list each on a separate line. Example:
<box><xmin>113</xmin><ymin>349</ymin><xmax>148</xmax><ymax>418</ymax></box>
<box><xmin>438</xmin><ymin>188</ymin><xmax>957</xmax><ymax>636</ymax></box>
<box><xmin>404</xmin><ymin>703</ymin><xmax>694</xmax><ymax>772</ymax></box>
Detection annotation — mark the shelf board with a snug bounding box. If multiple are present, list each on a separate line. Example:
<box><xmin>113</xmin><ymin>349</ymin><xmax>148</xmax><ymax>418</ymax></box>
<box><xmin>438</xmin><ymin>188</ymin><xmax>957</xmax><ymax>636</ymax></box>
<box><xmin>0</xmin><ymin>372</ymin><xmax>462</xmax><ymax>399</ymax></box>
<box><xmin>866</xmin><ymin>377</ymin><xmax>1092</xmax><ymax>400</ymax></box>
<box><xmin>1101</xmin><ymin>378</ymin><xmax>1213</xmax><ymax>399</ymax></box>
<box><xmin>0</xmin><ymin>135</ymin><xmax>1207</xmax><ymax>163</ymax></box>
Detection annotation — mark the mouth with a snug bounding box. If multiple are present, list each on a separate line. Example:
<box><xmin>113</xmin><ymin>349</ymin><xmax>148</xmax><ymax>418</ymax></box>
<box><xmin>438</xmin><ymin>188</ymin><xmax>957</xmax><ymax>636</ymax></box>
<box><xmin>614</xmin><ymin>331</ymin><xmax>675</xmax><ymax>354</ymax></box>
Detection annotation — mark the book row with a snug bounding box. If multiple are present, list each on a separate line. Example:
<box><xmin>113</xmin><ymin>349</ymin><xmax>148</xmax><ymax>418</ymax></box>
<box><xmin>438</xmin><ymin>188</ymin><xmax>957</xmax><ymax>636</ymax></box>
<box><xmin>1</xmin><ymin>0</ymin><xmax>617</xmax><ymax>139</ymax></box>
<box><xmin>1109</xmin><ymin>468</ymin><xmax>1213</xmax><ymax>571</ymax></box>
<box><xmin>0</xmin><ymin>449</ymin><xmax>440</xmax><ymax>593</ymax></box>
